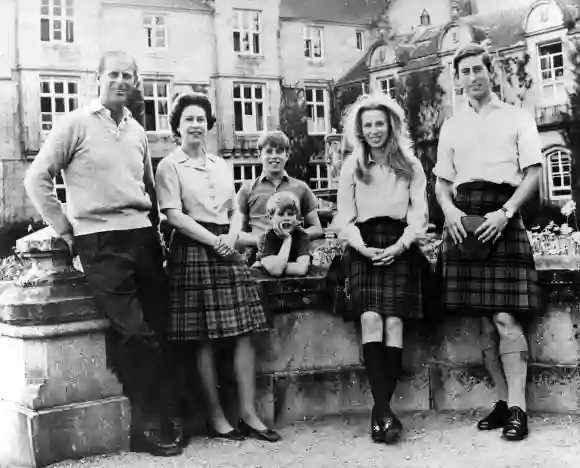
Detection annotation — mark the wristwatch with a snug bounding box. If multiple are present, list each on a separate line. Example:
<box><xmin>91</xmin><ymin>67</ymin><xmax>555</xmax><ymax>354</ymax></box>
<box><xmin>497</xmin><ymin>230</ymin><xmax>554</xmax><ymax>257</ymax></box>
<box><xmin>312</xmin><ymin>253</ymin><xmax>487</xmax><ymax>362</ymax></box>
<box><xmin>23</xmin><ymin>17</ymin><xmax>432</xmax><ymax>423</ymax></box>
<box><xmin>500</xmin><ymin>206</ymin><xmax>514</xmax><ymax>219</ymax></box>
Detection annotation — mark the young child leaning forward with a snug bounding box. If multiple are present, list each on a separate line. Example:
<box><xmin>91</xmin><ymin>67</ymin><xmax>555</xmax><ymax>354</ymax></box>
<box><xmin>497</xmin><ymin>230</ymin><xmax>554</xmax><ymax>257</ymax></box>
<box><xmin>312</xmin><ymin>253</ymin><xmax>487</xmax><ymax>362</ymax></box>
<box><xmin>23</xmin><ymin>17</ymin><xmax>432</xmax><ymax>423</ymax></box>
<box><xmin>254</xmin><ymin>191</ymin><xmax>311</xmax><ymax>277</ymax></box>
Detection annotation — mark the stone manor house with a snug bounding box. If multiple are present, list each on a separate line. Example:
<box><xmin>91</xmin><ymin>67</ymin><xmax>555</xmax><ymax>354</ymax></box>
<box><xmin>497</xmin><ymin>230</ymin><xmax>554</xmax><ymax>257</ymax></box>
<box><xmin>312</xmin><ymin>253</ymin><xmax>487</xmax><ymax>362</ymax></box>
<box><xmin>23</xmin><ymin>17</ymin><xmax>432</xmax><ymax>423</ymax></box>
<box><xmin>0</xmin><ymin>0</ymin><xmax>577</xmax><ymax>233</ymax></box>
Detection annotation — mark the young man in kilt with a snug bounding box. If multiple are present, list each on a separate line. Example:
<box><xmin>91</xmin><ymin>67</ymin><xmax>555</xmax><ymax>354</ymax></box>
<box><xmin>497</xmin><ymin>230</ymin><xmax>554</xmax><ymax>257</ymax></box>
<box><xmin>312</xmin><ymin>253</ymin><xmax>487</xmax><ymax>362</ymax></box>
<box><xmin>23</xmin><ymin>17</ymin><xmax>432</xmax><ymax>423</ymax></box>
<box><xmin>24</xmin><ymin>51</ymin><xmax>181</xmax><ymax>456</ymax></box>
<box><xmin>434</xmin><ymin>43</ymin><xmax>543</xmax><ymax>441</ymax></box>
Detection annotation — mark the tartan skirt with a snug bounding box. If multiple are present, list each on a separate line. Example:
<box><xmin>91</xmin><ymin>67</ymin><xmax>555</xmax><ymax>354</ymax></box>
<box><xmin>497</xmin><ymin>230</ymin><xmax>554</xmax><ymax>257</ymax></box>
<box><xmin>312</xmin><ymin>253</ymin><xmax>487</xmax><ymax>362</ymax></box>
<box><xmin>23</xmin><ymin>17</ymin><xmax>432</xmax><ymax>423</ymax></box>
<box><xmin>347</xmin><ymin>216</ymin><xmax>425</xmax><ymax>319</ymax></box>
<box><xmin>439</xmin><ymin>181</ymin><xmax>541</xmax><ymax>318</ymax></box>
<box><xmin>166</xmin><ymin>223</ymin><xmax>268</xmax><ymax>341</ymax></box>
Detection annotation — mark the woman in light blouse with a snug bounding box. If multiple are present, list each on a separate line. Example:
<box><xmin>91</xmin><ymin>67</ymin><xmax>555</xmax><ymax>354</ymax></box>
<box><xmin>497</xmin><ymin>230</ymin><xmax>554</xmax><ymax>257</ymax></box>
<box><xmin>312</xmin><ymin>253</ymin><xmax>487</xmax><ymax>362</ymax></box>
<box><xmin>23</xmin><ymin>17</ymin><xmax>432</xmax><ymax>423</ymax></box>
<box><xmin>155</xmin><ymin>93</ymin><xmax>281</xmax><ymax>444</ymax></box>
<box><xmin>335</xmin><ymin>92</ymin><xmax>429</xmax><ymax>444</ymax></box>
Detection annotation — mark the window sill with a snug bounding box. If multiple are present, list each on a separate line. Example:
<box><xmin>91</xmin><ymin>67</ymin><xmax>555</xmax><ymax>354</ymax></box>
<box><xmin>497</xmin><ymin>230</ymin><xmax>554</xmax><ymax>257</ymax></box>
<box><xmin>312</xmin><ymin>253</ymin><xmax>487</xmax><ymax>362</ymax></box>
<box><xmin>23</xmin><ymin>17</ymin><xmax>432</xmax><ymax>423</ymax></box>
<box><xmin>236</xmin><ymin>54</ymin><xmax>265</xmax><ymax>61</ymax></box>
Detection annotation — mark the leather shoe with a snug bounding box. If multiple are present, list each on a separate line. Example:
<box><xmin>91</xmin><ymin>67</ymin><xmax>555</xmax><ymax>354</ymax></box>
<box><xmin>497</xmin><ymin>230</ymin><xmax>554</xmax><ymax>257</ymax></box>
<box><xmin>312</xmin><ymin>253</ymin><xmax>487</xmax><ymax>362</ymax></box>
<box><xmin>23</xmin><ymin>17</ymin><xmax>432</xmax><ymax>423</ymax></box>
<box><xmin>477</xmin><ymin>400</ymin><xmax>509</xmax><ymax>430</ymax></box>
<box><xmin>130</xmin><ymin>429</ymin><xmax>183</xmax><ymax>457</ymax></box>
<box><xmin>238</xmin><ymin>419</ymin><xmax>282</xmax><ymax>442</ymax></box>
<box><xmin>370</xmin><ymin>407</ymin><xmax>402</xmax><ymax>444</ymax></box>
<box><xmin>206</xmin><ymin>424</ymin><xmax>247</xmax><ymax>441</ymax></box>
<box><xmin>502</xmin><ymin>406</ymin><xmax>529</xmax><ymax>441</ymax></box>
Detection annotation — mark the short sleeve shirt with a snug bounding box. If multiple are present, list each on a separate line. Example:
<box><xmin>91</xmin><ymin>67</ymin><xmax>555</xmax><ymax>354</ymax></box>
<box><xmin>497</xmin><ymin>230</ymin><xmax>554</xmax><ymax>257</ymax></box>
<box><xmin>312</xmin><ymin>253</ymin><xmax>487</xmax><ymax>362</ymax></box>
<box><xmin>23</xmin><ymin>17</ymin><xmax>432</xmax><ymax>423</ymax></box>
<box><xmin>434</xmin><ymin>97</ymin><xmax>543</xmax><ymax>191</ymax></box>
<box><xmin>155</xmin><ymin>148</ymin><xmax>237</xmax><ymax>225</ymax></box>
<box><xmin>256</xmin><ymin>228</ymin><xmax>311</xmax><ymax>262</ymax></box>
<box><xmin>237</xmin><ymin>173</ymin><xmax>318</xmax><ymax>236</ymax></box>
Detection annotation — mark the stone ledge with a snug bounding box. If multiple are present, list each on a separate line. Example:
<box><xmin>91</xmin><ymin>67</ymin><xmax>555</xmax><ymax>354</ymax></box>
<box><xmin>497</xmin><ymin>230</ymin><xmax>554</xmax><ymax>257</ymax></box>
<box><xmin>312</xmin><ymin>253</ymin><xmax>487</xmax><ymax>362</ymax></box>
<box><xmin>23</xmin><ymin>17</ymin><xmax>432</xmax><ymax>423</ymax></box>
<box><xmin>0</xmin><ymin>319</ymin><xmax>110</xmax><ymax>339</ymax></box>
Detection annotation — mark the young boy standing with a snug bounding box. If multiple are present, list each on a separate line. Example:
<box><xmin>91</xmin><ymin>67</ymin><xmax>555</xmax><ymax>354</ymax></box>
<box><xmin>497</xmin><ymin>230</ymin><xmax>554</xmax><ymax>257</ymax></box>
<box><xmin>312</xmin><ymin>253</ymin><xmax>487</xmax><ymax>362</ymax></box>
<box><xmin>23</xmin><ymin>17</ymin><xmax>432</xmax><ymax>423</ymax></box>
<box><xmin>237</xmin><ymin>131</ymin><xmax>323</xmax><ymax>262</ymax></box>
<box><xmin>255</xmin><ymin>191</ymin><xmax>311</xmax><ymax>276</ymax></box>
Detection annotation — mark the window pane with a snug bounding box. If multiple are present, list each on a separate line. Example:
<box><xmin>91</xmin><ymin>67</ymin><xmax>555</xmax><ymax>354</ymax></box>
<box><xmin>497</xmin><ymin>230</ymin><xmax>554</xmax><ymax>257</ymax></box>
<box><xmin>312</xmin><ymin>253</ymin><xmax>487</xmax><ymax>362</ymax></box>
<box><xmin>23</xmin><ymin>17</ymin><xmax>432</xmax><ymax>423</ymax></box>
<box><xmin>233</xmin><ymin>32</ymin><xmax>241</xmax><ymax>51</ymax></box>
<box><xmin>157</xmin><ymin>100</ymin><xmax>168</xmax><ymax>116</ymax></box>
<box><xmin>155</xmin><ymin>36</ymin><xmax>165</xmax><ymax>48</ymax></box>
<box><xmin>256</xmin><ymin>103</ymin><xmax>263</xmax><ymax>131</ymax></box>
<box><xmin>155</xmin><ymin>16</ymin><xmax>165</xmax><ymax>25</ymax></box>
<box><xmin>252</xmin><ymin>12</ymin><xmax>260</xmax><ymax>31</ymax></box>
<box><xmin>41</xmin><ymin>18</ymin><xmax>50</xmax><ymax>41</ymax></box>
<box><xmin>41</xmin><ymin>81</ymin><xmax>51</xmax><ymax>93</ymax></box>
<box><xmin>143</xmin><ymin>82</ymin><xmax>154</xmax><ymax>97</ymax></box>
<box><xmin>55</xmin><ymin>98</ymin><xmax>65</xmax><ymax>113</ymax></box>
<box><xmin>316</xmin><ymin>105</ymin><xmax>325</xmax><ymax>118</ymax></box>
<box><xmin>54</xmin><ymin>29</ymin><xmax>62</xmax><ymax>40</ymax></box>
<box><xmin>244</xmin><ymin>102</ymin><xmax>253</xmax><ymax>115</ymax></box>
<box><xmin>233</xmin><ymin>85</ymin><xmax>241</xmax><ymax>99</ymax></box>
<box><xmin>68</xmin><ymin>82</ymin><xmax>77</xmax><ymax>94</ymax></box>
<box><xmin>234</xmin><ymin>101</ymin><xmax>243</xmax><ymax>131</ymax></box>
<box><xmin>143</xmin><ymin>16</ymin><xmax>152</xmax><ymax>25</ymax></box>
<box><xmin>68</xmin><ymin>97</ymin><xmax>78</xmax><ymax>110</ymax></box>
<box><xmin>41</xmin><ymin>5</ymin><xmax>49</xmax><ymax>15</ymax></box>
<box><xmin>315</xmin><ymin>89</ymin><xmax>324</xmax><ymax>102</ymax></box>
<box><xmin>233</xmin><ymin>165</ymin><xmax>242</xmax><ymax>179</ymax></box>
<box><xmin>66</xmin><ymin>6</ymin><xmax>73</xmax><ymax>16</ymax></box>
<box><xmin>41</xmin><ymin>97</ymin><xmax>52</xmax><ymax>113</ymax></box>
<box><xmin>306</xmin><ymin>104</ymin><xmax>313</xmax><ymax>118</ymax></box>
<box><xmin>54</xmin><ymin>7</ymin><xmax>62</xmax><ymax>17</ymax></box>
<box><xmin>54</xmin><ymin>0</ymin><xmax>62</xmax><ymax>6</ymax></box>
<box><xmin>158</xmin><ymin>119</ymin><xmax>169</xmax><ymax>131</ymax></box>
<box><xmin>144</xmin><ymin>101</ymin><xmax>156</xmax><ymax>131</ymax></box>
<box><xmin>305</xmin><ymin>88</ymin><xmax>313</xmax><ymax>102</ymax></box>
<box><xmin>54</xmin><ymin>82</ymin><xmax>64</xmax><ymax>94</ymax></box>
<box><xmin>554</xmin><ymin>54</ymin><xmax>563</xmax><ymax>68</ymax></box>
<box><xmin>253</xmin><ymin>33</ymin><xmax>260</xmax><ymax>54</ymax></box>
<box><xmin>155</xmin><ymin>28</ymin><xmax>165</xmax><ymax>39</ymax></box>
<box><xmin>243</xmin><ymin>86</ymin><xmax>251</xmax><ymax>99</ymax></box>
<box><xmin>158</xmin><ymin>83</ymin><xmax>168</xmax><ymax>97</ymax></box>
<box><xmin>254</xmin><ymin>86</ymin><xmax>262</xmax><ymax>99</ymax></box>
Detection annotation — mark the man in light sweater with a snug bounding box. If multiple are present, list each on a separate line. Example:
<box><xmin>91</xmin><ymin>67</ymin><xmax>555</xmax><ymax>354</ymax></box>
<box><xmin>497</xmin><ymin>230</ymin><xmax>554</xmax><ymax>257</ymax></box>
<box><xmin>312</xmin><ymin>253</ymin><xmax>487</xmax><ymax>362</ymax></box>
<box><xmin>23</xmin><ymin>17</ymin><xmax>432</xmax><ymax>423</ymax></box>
<box><xmin>24</xmin><ymin>51</ymin><xmax>182</xmax><ymax>457</ymax></box>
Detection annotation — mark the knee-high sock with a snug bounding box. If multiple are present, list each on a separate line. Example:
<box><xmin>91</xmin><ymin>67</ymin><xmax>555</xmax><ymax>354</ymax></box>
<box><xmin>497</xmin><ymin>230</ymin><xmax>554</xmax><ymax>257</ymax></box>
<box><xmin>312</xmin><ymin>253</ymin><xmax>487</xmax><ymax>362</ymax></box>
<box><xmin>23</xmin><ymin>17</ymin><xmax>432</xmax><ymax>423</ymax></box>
<box><xmin>499</xmin><ymin>333</ymin><xmax>528</xmax><ymax>411</ymax></box>
<box><xmin>363</xmin><ymin>342</ymin><xmax>391</xmax><ymax>415</ymax></box>
<box><xmin>481</xmin><ymin>317</ymin><xmax>508</xmax><ymax>402</ymax></box>
<box><xmin>383</xmin><ymin>346</ymin><xmax>403</xmax><ymax>411</ymax></box>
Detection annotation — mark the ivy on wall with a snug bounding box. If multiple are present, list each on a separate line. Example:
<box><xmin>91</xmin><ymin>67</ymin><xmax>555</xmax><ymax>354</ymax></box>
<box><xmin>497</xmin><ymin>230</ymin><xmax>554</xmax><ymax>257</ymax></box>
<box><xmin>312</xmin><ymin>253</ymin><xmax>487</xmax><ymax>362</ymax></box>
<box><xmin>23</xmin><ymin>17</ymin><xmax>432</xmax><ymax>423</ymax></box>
<box><xmin>279</xmin><ymin>86</ymin><xmax>325</xmax><ymax>183</ymax></box>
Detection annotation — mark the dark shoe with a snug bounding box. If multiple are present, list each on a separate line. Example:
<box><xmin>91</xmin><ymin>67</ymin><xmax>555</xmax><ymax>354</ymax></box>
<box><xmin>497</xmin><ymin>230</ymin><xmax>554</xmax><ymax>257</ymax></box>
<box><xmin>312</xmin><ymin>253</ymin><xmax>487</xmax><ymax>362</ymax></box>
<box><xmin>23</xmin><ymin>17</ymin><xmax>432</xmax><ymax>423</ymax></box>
<box><xmin>502</xmin><ymin>406</ymin><xmax>529</xmax><ymax>441</ymax></box>
<box><xmin>171</xmin><ymin>418</ymin><xmax>188</xmax><ymax>448</ymax></box>
<box><xmin>382</xmin><ymin>414</ymin><xmax>403</xmax><ymax>444</ymax></box>
<box><xmin>370</xmin><ymin>408</ymin><xmax>387</xmax><ymax>443</ymax></box>
<box><xmin>477</xmin><ymin>400</ymin><xmax>509</xmax><ymax>431</ymax></box>
<box><xmin>238</xmin><ymin>419</ymin><xmax>282</xmax><ymax>442</ymax></box>
<box><xmin>130</xmin><ymin>429</ymin><xmax>183</xmax><ymax>457</ymax></box>
<box><xmin>206</xmin><ymin>424</ymin><xmax>247</xmax><ymax>441</ymax></box>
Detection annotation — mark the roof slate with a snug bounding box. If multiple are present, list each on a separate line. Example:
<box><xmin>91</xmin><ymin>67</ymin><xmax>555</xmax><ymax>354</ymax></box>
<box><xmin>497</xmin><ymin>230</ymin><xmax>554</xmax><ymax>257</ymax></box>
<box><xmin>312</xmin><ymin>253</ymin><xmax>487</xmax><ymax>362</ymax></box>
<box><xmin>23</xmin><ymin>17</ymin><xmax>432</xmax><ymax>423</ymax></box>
<box><xmin>280</xmin><ymin>0</ymin><xmax>385</xmax><ymax>25</ymax></box>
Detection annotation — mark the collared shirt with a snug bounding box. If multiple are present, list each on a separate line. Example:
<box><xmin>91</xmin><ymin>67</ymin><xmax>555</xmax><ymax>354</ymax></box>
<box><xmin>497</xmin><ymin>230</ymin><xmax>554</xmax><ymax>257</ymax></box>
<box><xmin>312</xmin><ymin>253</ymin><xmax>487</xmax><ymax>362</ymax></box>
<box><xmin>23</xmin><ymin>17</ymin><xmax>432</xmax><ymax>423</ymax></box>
<box><xmin>237</xmin><ymin>172</ymin><xmax>318</xmax><ymax>237</ymax></box>
<box><xmin>336</xmin><ymin>151</ymin><xmax>429</xmax><ymax>248</ymax></box>
<box><xmin>88</xmin><ymin>99</ymin><xmax>131</xmax><ymax>135</ymax></box>
<box><xmin>155</xmin><ymin>148</ymin><xmax>237</xmax><ymax>225</ymax></box>
<box><xmin>256</xmin><ymin>228</ymin><xmax>311</xmax><ymax>262</ymax></box>
<box><xmin>434</xmin><ymin>96</ymin><xmax>543</xmax><ymax>191</ymax></box>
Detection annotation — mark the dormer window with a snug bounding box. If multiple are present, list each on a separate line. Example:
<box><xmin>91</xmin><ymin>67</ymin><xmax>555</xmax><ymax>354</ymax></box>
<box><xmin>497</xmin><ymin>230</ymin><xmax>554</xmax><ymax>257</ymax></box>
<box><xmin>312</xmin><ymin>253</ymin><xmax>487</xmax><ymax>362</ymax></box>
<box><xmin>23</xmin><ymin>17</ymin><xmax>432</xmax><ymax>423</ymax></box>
<box><xmin>420</xmin><ymin>9</ymin><xmax>431</xmax><ymax>26</ymax></box>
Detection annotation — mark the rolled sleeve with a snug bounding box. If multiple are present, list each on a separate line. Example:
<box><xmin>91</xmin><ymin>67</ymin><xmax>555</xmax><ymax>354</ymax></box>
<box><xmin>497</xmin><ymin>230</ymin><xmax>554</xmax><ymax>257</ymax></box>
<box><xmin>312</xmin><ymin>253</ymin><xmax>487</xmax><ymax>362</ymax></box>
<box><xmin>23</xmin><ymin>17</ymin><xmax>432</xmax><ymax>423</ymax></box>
<box><xmin>236</xmin><ymin>181</ymin><xmax>251</xmax><ymax>215</ymax></box>
<box><xmin>155</xmin><ymin>159</ymin><xmax>183</xmax><ymax>212</ymax></box>
<box><xmin>433</xmin><ymin>120</ymin><xmax>457</xmax><ymax>182</ymax></box>
<box><xmin>401</xmin><ymin>161</ymin><xmax>429</xmax><ymax>247</ymax></box>
<box><xmin>517</xmin><ymin>112</ymin><xmax>543</xmax><ymax>170</ymax></box>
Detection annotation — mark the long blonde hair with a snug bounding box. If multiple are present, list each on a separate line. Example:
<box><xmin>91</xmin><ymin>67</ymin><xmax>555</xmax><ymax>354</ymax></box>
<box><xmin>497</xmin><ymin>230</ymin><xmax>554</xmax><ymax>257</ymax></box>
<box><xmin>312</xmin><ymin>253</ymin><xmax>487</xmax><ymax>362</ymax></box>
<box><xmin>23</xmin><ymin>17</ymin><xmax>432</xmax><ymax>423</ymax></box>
<box><xmin>345</xmin><ymin>92</ymin><xmax>417</xmax><ymax>183</ymax></box>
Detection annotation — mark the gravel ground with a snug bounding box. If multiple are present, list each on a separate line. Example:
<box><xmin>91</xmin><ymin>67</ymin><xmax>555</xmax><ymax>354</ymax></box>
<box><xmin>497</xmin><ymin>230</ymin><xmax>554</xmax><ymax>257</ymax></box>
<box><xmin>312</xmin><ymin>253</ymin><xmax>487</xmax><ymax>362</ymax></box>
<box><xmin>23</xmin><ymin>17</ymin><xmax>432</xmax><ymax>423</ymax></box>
<box><xmin>46</xmin><ymin>411</ymin><xmax>580</xmax><ymax>468</ymax></box>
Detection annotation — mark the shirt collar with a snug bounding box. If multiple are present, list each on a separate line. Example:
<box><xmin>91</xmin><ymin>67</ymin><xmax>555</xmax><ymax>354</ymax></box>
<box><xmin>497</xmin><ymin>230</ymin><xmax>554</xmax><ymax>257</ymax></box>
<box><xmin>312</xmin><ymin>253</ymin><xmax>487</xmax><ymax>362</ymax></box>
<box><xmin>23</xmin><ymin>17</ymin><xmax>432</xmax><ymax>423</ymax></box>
<box><xmin>89</xmin><ymin>99</ymin><xmax>132</xmax><ymax>121</ymax></box>
<box><xmin>258</xmin><ymin>171</ymin><xmax>290</xmax><ymax>183</ymax></box>
<box><xmin>174</xmin><ymin>147</ymin><xmax>216</xmax><ymax>166</ymax></box>
<box><xmin>466</xmin><ymin>94</ymin><xmax>504</xmax><ymax>113</ymax></box>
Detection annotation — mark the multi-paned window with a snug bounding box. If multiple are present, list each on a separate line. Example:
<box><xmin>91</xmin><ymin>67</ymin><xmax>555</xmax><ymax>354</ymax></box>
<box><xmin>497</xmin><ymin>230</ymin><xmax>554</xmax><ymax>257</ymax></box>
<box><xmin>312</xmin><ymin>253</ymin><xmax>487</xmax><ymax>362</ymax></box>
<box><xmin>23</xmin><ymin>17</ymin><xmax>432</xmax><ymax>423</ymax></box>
<box><xmin>304</xmin><ymin>26</ymin><xmax>323</xmax><ymax>59</ymax></box>
<box><xmin>305</xmin><ymin>87</ymin><xmax>328</xmax><ymax>135</ymax></box>
<box><xmin>143</xmin><ymin>14</ymin><xmax>167</xmax><ymax>49</ymax></box>
<box><xmin>143</xmin><ymin>80</ymin><xmax>170</xmax><ymax>132</ymax></box>
<box><xmin>41</xmin><ymin>0</ymin><xmax>74</xmax><ymax>43</ymax></box>
<box><xmin>538</xmin><ymin>42</ymin><xmax>565</xmax><ymax>101</ymax></box>
<box><xmin>233</xmin><ymin>9</ymin><xmax>261</xmax><ymax>55</ymax></box>
<box><xmin>546</xmin><ymin>148</ymin><xmax>572</xmax><ymax>200</ymax></box>
<box><xmin>356</xmin><ymin>31</ymin><xmax>364</xmax><ymax>51</ymax></box>
<box><xmin>308</xmin><ymin>163</ymin><xmax>331</xmax><ymax>190</ymax></box>
<box><xmin>379</xmin><ymin>76</ymin><xmax>396</xmax><ymax>99</ymax></box>
<box><xmin>233</xmin><ymin>163</ymin><xmax>261</xmax><ymax>192</ymax></box>
<box><xmin>40</xmin><ymin>77</ymin><xmax>79</xmax><ymax>133</ymax></box>
<box><xmin>233</xmin><ymin>83</ymin><xmax>265</xmax><ymax>134</ymax></box>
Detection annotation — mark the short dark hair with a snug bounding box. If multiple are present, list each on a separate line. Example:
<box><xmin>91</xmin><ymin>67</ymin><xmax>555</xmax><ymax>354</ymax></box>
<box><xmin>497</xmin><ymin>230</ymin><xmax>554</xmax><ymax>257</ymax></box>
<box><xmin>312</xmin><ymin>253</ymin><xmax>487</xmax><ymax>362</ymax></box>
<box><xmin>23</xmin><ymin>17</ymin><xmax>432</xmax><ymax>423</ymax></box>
<box><xmin>98</xmin><ymin>50</ymin><xmax>138</xmax><ymax>76</ymax></box>
<box><xmin>452</xmin><ymin>43</ymin><xmax>493</xmax><ymax>77</ymax></box>
<box><xmin>168</xmin><ymin>92</ymin><xmax>216</xmax><ymax>136</ymax></box>
<box><xmin>258</xmin><ymin>130</ymin><xmax>290</xmax><ymax>151</ymax></box>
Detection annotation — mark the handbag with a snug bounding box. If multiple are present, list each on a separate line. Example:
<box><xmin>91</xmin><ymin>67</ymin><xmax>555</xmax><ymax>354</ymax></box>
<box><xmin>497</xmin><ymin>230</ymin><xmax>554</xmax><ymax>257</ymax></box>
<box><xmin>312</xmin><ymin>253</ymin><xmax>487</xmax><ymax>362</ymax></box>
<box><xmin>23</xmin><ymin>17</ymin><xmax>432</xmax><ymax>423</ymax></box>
<box><xmin>458</xmin><ymin>215</ymin><xmax>495</xmax><ymax>261</ymax></box>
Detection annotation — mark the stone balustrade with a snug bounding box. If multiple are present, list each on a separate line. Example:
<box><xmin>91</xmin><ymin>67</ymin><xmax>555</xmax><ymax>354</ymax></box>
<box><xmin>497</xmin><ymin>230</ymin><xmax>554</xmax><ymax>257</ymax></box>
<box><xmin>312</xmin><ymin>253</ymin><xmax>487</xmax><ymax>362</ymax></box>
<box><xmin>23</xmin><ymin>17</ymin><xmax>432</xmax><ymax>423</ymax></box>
<box><xmin>1</xmin><ymin>229</ymin><xmax>579</xmax><ymax>466</ymax></box>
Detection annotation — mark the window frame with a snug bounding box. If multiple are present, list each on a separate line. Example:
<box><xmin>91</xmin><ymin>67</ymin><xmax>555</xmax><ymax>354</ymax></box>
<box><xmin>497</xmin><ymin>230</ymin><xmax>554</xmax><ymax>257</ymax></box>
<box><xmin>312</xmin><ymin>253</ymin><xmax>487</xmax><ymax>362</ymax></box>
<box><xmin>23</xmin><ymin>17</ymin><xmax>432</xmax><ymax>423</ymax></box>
<box><xmin>537</xmin><ymin>41</ymin><xmax>565</xmax><ymax>102</ymax></box>
<box><xmin>355</xmin><ymin>30</ymin><xmax>364</xmax><ymax>51</ymax></box>
<box><xmin>232</xmin><ymin>9</ymin><xmax>262</xmax><ymax>56</ymax></box>
<box><xmin>308</xmin><ymin>162</ymin><xmax>332</xmax><ymax>190</ymax></box>
<box><xmin>304</xmin><ymin>25</ymin><xmax>324</xmax><ymax>60</ymax></box>
<box><xmin>39</xmin><ymin>75</ymin><xmax>80</xmax><ymax>134</ymax></box>
<box><xmin>233</xmin><ymin>83</ymin><xmax>266</xmax><ymax>135</ymax></box>
<box><xmin>142</xmin><ymin>79</ymin><xmax>172</xmax><ymax>133</ymax></box>
<box><xmin>143</xmin><ymin>13</ymin><xmax>168</xmax><ymax>49</ymax></box>
<box><xmin>40</xmin><ymin>0</ymin><xmax>75</xmax><ymax>43</ymax></box>
<box><xmin>545</xmin><ymin>148</ymin><xmax>572</xmax><ymax>201</ymax></box>
<box><xmin>304</xmin><ymin>86</ymin><xmax>329</xmax><ymax>136</ymax></box>
<box><xmin>233</xmin><ymin>162</ymin><xmax>262</xmax><ymax>192</ymax></box>
<box><xmin>378</xmin><ymin>75</ymin><xmax>397</xmax><ymax>99</ymax></box>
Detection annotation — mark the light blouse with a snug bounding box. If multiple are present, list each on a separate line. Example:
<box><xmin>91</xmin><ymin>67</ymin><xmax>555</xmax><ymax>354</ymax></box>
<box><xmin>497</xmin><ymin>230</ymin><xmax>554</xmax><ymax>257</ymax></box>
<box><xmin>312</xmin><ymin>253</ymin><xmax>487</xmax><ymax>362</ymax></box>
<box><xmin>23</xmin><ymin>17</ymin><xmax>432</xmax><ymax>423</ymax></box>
<box><xmin>336</xmin><ymin>150</ymin><xmax>429</xmax><ymax>248</ymax></box>
<box><xmin>155</xmin><ymin>148</ymin><xmax>237</xmax><ymax>225</ymax></box>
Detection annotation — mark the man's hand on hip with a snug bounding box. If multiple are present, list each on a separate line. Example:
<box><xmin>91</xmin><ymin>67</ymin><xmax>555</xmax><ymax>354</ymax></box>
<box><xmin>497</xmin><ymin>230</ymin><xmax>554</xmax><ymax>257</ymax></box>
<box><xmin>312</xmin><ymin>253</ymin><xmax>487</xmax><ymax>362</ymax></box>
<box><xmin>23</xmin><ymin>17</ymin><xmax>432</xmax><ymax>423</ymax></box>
<box><xmin>444</xmin><ymin>207</ymin><xmax>468</xmax><ymax>244</ymax></box>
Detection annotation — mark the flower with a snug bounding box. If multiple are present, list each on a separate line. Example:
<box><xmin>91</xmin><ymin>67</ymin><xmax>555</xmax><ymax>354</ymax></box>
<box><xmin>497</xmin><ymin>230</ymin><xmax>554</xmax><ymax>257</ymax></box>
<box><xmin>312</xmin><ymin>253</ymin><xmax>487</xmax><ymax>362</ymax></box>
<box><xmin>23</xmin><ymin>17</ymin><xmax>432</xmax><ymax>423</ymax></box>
<box><xmin>561</xmin><ymin>200</ymin><xmax>576</xmax><ymax>217</ymax></box>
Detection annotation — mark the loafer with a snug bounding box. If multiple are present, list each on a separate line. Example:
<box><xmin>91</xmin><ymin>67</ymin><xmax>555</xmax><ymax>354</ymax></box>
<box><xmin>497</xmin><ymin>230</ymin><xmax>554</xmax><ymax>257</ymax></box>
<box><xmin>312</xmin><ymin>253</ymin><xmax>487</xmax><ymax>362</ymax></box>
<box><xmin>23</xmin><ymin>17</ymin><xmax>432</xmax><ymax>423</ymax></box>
<box><xmin>206</xmin><ymin>424</ymin><xmax>247</xmax><ymax>441</ymax></box>
<box><xmin>370</xmin><ymin>407</ymin><xmax>402</xmax><ymax>444</ymax></box>
<box><xmin>502</xmin><ymin>406</ymin><xmax>529</xmax><ymax>441</ymax></box>
<box><xmin>477</xmin><ymin>400</ymin><xmax>509</xmax><ymax>431</ymax></box>
<box><xmin>130</xmin><ymin>429</ymin><xmax>183</xmax><ymax>457</ymax></box>
<box><xmin>238</xmin><ymin>419</ymin><xmax>282</xmax><ymax>442</ymax></box>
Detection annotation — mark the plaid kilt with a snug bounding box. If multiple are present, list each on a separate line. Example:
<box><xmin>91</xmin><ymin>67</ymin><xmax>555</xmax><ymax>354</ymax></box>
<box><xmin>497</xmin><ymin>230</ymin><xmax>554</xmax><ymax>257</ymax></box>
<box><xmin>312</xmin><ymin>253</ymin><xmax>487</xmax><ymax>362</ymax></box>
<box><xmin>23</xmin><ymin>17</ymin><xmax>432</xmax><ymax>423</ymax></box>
<box><xmin>166</xmin><ymin>223</ymin><xmax>268</xmax><ymax>341</ymax></box>
<box><xmin>440</xmin><ymin>181</ymin><xmax>541</xmax><ymax>318</ymax></box>
<box><xmin>347</xmin><ymin>216</ymin><xmax>425</xmax><ymax>319</ymax></box>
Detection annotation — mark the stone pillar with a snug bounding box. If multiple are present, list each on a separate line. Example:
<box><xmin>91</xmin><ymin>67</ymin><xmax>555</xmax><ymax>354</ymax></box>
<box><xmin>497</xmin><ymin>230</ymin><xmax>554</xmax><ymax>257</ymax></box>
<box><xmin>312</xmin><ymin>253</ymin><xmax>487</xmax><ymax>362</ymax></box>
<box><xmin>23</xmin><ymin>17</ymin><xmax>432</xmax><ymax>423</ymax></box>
<box><xmin>0</xmin><ymin>228</ymin><xmax>129</xmax><ymax>468</ymax></box>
